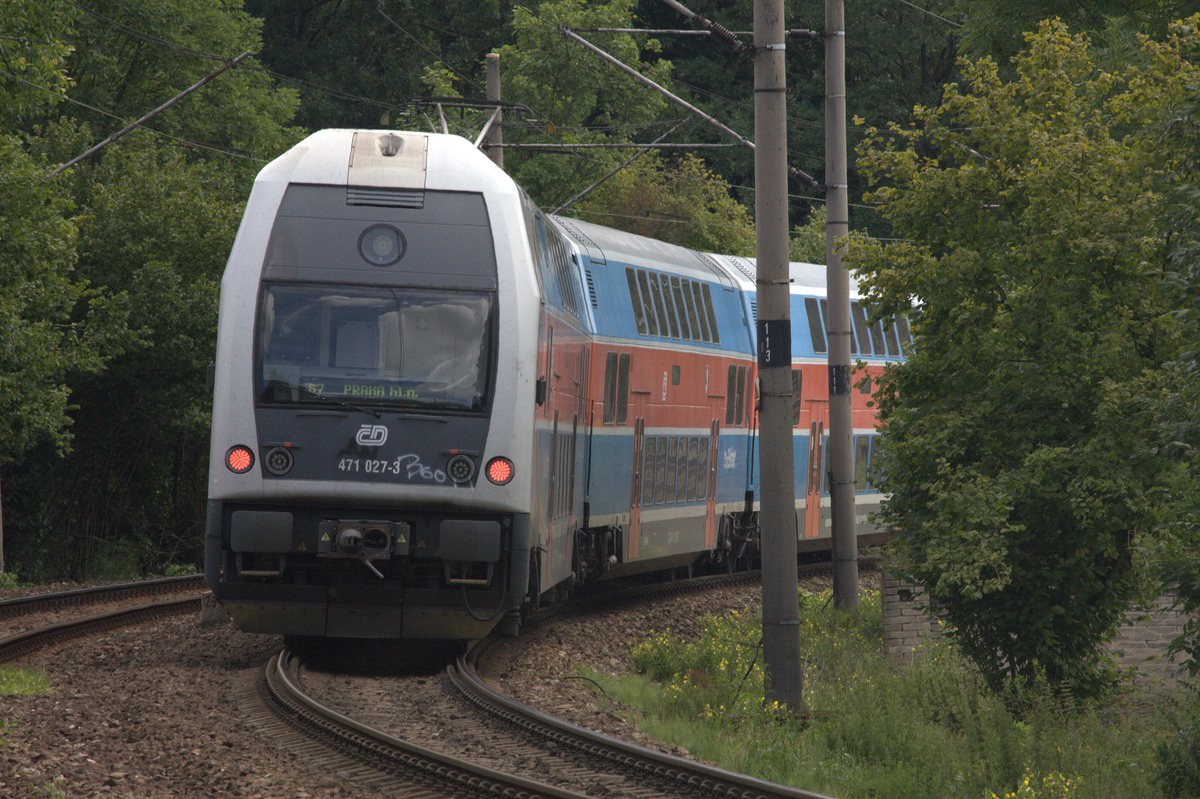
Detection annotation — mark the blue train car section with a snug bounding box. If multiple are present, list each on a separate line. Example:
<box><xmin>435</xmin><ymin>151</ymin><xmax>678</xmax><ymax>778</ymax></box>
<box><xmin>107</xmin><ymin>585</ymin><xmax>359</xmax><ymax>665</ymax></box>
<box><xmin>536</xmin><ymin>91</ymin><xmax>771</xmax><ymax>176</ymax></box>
<box><xmin>205</xmin><ymin>129</ymin><xmax>908</xmax><ymax>642</ymax></box>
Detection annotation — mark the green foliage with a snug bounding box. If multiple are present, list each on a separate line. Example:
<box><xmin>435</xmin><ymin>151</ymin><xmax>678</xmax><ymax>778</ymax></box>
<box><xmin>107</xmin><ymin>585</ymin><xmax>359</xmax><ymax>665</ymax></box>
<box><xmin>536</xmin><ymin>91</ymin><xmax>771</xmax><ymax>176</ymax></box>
<box><xmin>788</xmin><ymin>205</ymin><xmax>876</xmax><ymax>264</ymax></box>
<box><xmin>987</xmin><ymin>769</ymin><xmax>1079</xmax><ymax>799</ymax></box>
<box><xmin>1150</xmin><ymin>21</ymin><xmax>1200</xmax><ymax>679</ymax></box>
<box><xmin>7</xmin><ymin>133</ymin><xmax>244</xmax><ymax>578</ymax></box>
<box><xmin>1155</xmin><ymin>691</ymin><xmax>1200</xmax><ymax>799</ymax></box>
<box><xmin>0</xmin><ymin>135</ymin><xmax>127</xmax><ymax>464</ymax></box>
<box><xmin>637</xmin><ymin>0</ymin><xmax>959</xmax><ymax>234</ymax></box>
<box><xmin>951</xmin><ymin>0</ymin><xmax>1194</xmax><ymax>64</ymax></box>
<box><xmin>249</xmin><ymin>0</ymin><xmax>507</xmax><ymax>131</ymax></box>
<box><xmin>604</xmin><ymin>589</ymin><xmax>1175</xmax><ymax>798</ymax></box>
<box><xmin>497</xmin><ymin>0</ymin><xmax>672</xmax><ymax>209</ymax></box>
<box><xmin>0</xmin><ymin>0</ymin><xmax>299</xmax><ymax>579</ymax></box>
<box><xmin>0</xmin><ymin>0</ymin><xmax>75</xmax><ymax>130</ymax></box>
<box><xmin>849</xmin><ymin>20</ymin><xmax>1199</xmax><ymax>697</ymax></box>
<box><xmin>575</xmin><ymin>152</ymin><xmax>755</xmax><ymax>254</ymax></box>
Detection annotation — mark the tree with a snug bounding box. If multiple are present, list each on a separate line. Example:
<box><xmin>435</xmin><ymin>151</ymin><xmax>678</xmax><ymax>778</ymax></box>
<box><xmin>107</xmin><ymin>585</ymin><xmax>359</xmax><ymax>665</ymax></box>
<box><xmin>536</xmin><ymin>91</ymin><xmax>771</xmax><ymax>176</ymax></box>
<box><xmin>1155</xmin><ymin>44</ymin><xmax>1200</xmax><ymax>675</ymax></box>
<box><xmin>635</xmin><ymin>0</ymin><xmax>959</xmax><ymax>234</ymax></box>
<box><xmin>850</xmin><ymin>19</ymin><xmax>1199</xmax><ymax>697</ymax></box>
<box><xmin>575</xmin><ymin>151</ymin><xmax>755</xmax><ymax>255</ymax></box>
<box><xmin>0</xmin><ymin>0</ymin><xmax>300</xmax><ymax>580</ymax></box>
<box><xmin>496</xmin><ymin>0</ymin><xmax>673</xmax><ymax>208</ymax></box>
<box><xmin>950</xmin><ymin>0</ymin><xmax>1195</xmax><ymax>64</ymax></box>
<box><xmin>0</xmin><ymin>0</ymin><xmax>75</xmax><ymax>131</ymax></box>
<box><xmin>247</xmin><ymin>0</ymin><xmax>510</xmax><ymax>131</ymax></box>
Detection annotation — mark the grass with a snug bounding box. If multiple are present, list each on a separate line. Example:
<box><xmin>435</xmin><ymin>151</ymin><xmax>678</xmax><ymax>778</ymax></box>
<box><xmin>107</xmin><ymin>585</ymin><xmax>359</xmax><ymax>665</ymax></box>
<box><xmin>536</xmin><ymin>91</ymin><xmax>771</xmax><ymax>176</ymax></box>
<box><xmin>0</xmin><ymin>665</ymin><xmax>52</xmax><ymax>697</ymax></box>
<box><xmin>585</xmin><ymin>589</ymin><xmax>1190</xmax><ymax>799</ymax></box>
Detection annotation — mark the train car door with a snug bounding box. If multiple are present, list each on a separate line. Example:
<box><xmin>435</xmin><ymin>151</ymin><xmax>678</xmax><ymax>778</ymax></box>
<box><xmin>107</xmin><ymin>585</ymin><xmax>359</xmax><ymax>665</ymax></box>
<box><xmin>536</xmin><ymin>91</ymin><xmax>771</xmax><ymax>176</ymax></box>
<box><xmin>804</xmin><ymin>418</ymin><xmax>825</xmax><ymax>538</ymax></box>
<box><xmin>629</xmin><ymin>417</ymin><xmax>645</xmax><ymax>559</ymax></box>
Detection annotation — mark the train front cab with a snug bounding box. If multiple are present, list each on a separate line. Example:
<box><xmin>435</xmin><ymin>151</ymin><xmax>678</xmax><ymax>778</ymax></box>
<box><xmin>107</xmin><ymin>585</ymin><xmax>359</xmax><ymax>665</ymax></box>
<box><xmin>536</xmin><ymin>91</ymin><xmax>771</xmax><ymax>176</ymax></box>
<box><xmin>206</xmin><ymin>130</ymin><xmax>540</xmax><ymax>641</ymax></box>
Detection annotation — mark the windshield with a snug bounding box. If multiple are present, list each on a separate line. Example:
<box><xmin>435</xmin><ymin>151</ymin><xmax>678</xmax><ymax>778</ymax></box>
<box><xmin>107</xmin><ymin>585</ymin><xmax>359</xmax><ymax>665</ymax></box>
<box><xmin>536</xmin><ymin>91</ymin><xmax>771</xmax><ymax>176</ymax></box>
<box><xmin>256</xmin><ymin>282</ymin><xmax>493</xmax><ymax>412</ymax></box>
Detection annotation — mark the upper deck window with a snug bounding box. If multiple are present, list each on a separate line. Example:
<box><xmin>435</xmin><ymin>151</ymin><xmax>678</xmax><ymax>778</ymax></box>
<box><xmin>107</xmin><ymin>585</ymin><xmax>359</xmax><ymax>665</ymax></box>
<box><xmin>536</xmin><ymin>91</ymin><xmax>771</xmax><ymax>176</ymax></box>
<box><xmin>625</xmin><ymin>267</ymin><xmax>720</xmax><ymax>345</ymax></box>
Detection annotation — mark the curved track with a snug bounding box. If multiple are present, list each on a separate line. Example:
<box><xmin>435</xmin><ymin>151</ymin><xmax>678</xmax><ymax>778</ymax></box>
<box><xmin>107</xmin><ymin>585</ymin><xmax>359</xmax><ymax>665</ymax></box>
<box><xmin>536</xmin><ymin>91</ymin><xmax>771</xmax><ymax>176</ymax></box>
<box><xmin>0</xmin><ymin>576</ymin><xmax>207</xmax><ymax>663</ymax></box>
<box><xmin>261</xmin><ymin>572</ymin><xmax>838</xmax><ymax>799</ymax></box>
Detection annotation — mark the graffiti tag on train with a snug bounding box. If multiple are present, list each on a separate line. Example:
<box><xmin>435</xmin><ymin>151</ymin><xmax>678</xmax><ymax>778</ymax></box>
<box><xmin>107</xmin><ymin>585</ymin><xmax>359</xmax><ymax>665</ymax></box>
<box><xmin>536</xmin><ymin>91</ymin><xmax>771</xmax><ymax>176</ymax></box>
<box><xmin>337</xmin><ymin>453</ymin><xmax>447</xmax><ymax>483</ymax></box>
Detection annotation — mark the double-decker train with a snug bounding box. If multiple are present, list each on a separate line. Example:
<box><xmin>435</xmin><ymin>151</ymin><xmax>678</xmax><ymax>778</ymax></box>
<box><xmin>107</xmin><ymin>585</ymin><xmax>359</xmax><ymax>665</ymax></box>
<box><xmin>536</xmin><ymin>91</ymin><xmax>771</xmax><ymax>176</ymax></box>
<box><xmin>204</xmin><ymin>129</ymin><xmax>909</xmax><ymax>640</ymax></box>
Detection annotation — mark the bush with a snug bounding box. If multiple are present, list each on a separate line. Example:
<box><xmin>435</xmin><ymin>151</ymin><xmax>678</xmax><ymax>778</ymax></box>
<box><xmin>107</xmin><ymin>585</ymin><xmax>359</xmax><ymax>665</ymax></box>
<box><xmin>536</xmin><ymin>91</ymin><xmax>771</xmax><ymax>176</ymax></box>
<box><xmin>603</xmin><ymin>587</ymin><xmax>1172</xmax><ymax>798</ymax></box>
<box><xmin>1156</xmin><ymin>692</ymin><xmax>1200</xmax><ymax>798</ymax></box>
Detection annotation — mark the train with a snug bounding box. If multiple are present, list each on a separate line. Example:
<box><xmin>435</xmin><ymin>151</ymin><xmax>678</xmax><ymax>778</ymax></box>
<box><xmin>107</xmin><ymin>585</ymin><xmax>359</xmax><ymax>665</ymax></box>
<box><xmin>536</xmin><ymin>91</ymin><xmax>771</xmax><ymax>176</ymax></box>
<box><xmin>204</xmin><ymin>129</ymin><xmax>909</xmax><ymax>641</ymax></box>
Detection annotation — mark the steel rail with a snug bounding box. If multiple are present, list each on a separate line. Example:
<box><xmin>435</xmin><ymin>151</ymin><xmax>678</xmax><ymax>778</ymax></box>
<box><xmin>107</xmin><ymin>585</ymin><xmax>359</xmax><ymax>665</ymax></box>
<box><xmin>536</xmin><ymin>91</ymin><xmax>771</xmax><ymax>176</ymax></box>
<box><xmin>0</xmin><ymin>574</ymin><xmax>206</xmax><ymax>620</ymax></box>
<box><xmin>454</xmin><ymin>633</ymin><xmax>836</xmax><ymax>799</ymax></box>
<box><xmin>0</xmin><ymin>595</ymin><xmax>202</xmax><ymax>663</ymax></box>
<box><xmin>262</xmin><ymin>648</ymin><xmax>595</xmax><ymax>799</ymax></box>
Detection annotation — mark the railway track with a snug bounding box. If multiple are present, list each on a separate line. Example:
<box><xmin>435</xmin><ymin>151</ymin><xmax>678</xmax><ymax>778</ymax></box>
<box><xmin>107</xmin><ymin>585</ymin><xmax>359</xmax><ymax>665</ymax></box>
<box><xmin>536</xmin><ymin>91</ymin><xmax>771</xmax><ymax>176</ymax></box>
<box><xmin>0</xmin><ymin>571</ymin><xmax>843</xmax><ymax>797</ymax></box>
<box><xmin>0</xmin><ymin>575</ymin><xmax>207</xmax><ymax>663</ymax></box>
<box><xmin>262</xmin><ymin>572</ymin><xmax>838</xmax><ymax>799</ymax></box>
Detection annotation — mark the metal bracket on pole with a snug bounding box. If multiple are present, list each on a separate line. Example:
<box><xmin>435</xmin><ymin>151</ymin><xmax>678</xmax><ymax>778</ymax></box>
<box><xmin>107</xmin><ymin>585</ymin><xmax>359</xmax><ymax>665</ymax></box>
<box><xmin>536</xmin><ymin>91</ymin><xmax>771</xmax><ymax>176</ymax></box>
<box><xmin>473</xmin><ymin>106</ymin><xmax>502</xmax><ymax>148</ymax></box>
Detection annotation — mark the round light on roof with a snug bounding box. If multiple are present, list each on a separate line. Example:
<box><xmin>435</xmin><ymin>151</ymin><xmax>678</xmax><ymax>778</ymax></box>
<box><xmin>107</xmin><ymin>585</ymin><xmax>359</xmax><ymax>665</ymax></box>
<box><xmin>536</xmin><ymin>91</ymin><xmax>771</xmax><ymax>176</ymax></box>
<box><xmin>358</xmin><ymin>224</ymin><xmax>406</xmax><ymax>267</ymax></box>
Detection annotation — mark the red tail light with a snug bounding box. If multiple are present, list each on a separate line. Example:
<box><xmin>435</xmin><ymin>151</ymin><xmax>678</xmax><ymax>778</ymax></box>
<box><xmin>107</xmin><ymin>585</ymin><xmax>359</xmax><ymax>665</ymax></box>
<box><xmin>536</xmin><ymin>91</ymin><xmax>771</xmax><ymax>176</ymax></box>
<box><xmin>226</xmin><ymin>445</ymin><xmax>255</xmax><ymax>474</ymax></box>
<box><xmin>485</xmin><ymin>457</ymin><xmax>514</xmax><ymax>485</ymax></box>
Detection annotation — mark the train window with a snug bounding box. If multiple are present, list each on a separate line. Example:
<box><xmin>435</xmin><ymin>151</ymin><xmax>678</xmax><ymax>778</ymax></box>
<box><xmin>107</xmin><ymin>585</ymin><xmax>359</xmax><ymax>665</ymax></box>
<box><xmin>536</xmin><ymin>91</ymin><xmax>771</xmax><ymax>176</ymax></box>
<box><xmin>860</xmin><ymin>374</ymin><xmax>872</xmax><ymax>395</ymax></box>
<box><xmin>670</xmin><ymin>277</ymin><xmax>692</xmax><ymax>340</ymax></box>
<box><xmin>654</xmin><ymin>436</ymin><xmax>668</xmax><ymax>505</ymax></box>
<box><xmin>682</xmin><ymin>280</ymin><xmax>703</xmax><ymax>342</ymax></box>
<box><xmin>896</xmin><ymin>314</ymin><xmax>913</xmax><ymax>355</ymax></box>
<box><xmin>684</xmin><ymin>437</ymin><xmax>696</xmax><ymax>500</ymax></box>
<box><xmin>603</xmin><ymin>352</ymin><xmax>618</xmax><ymax>424</ymax></box>
<box><xmin>646</xmin><ymin>273</ymin><xmax>670</xmax><ymax>335</ymax></box>
<box><xmin>791</xmin><ymin>369</ymin><xmax>803</xmax><ymax>426</ymax></box>
<box><xmin>868</xmin><ymin>315</ymin><xmax>886</xmax><ymax>355</ymax></box>
<box><xmin>666</xmin><ymin>437</ymin><xmax>678</xmax><ymax>502</ymax></box>
<box><xmin>851</xmin><ymin>303</ymin><xmax>873</xmax><ymax>355</ymax></box>
<box><xmin>725</xmin><ymin>366</ymin><xmax>737</xmax><ymax>425</ymax></box>
<box><xmin>616</xmin><ymin>353</ymin><xmax>629</xmax><ymax>424</ymax></box>
<box><xmin>626</xmin><ymin>269</ymin><xmax>648</xmax><ymax>335</ymax></box>
<box><xmin>671</xmin><ymin>365</ymin><xmax>680</xmax><ymax>386</ymax></box>
<box><xmin>689</xmin><ymin>282</ymin><xmax>711</xmax><ymax>342</ymax></box>
<box><xmin>701</xmin><ymin>284</ymin><xmax>720</xmax><ymax>345</ymax></box>
<box><xmin>635</xmin><ymin>270</ymin><xmax>660</xmax><ymax>337</ymax></box>
<box><xmin>804</xmin><ymin>298</ymin><xmax>826</xmax><ymax>354</ymax></box>
<box><xmin>642</xmin><ymin>436</ymin><xmax>656</xmax><ymax>505</ymax></box>
<box><xmin>734</xmin><ymin>365</ymin><xmax>747</xmax><ymax>426</ymax></box>
<box><xmin>855</xmin><ymin>435</ymin><xmax>870</xmax><ymax>491</ymax></box>
<box><xmin>883</xmin><ymin>316</ymin><xmax>901</xmax><ymax>357</ymax></box>
<box><xmin>548</xmin><ymin>227</ymin><xmax>579</xmax><ymax>317</ymax></box>
<box><xmin>821</xmin><ymin>434</ymin><xmax>830</xmax><ymax>496</ymax></box>
<box><xmin>657</xmin><ymin>274</ymin><xmax>681</xmax><ymax>338</ymax></box>
<box><xmin>678</xmin><ymin>437</ymin><xmax>690</xmax><ymax>503</ymax></box>
<box><xmin>868</xmin><ymin>435</ymin><xmax>882</xmax><ymax>489</ymax></box>
<box><xmin>257</xmin><ymin>282</ymin><xmax>492</xmax><ymax>412</ymax></box>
